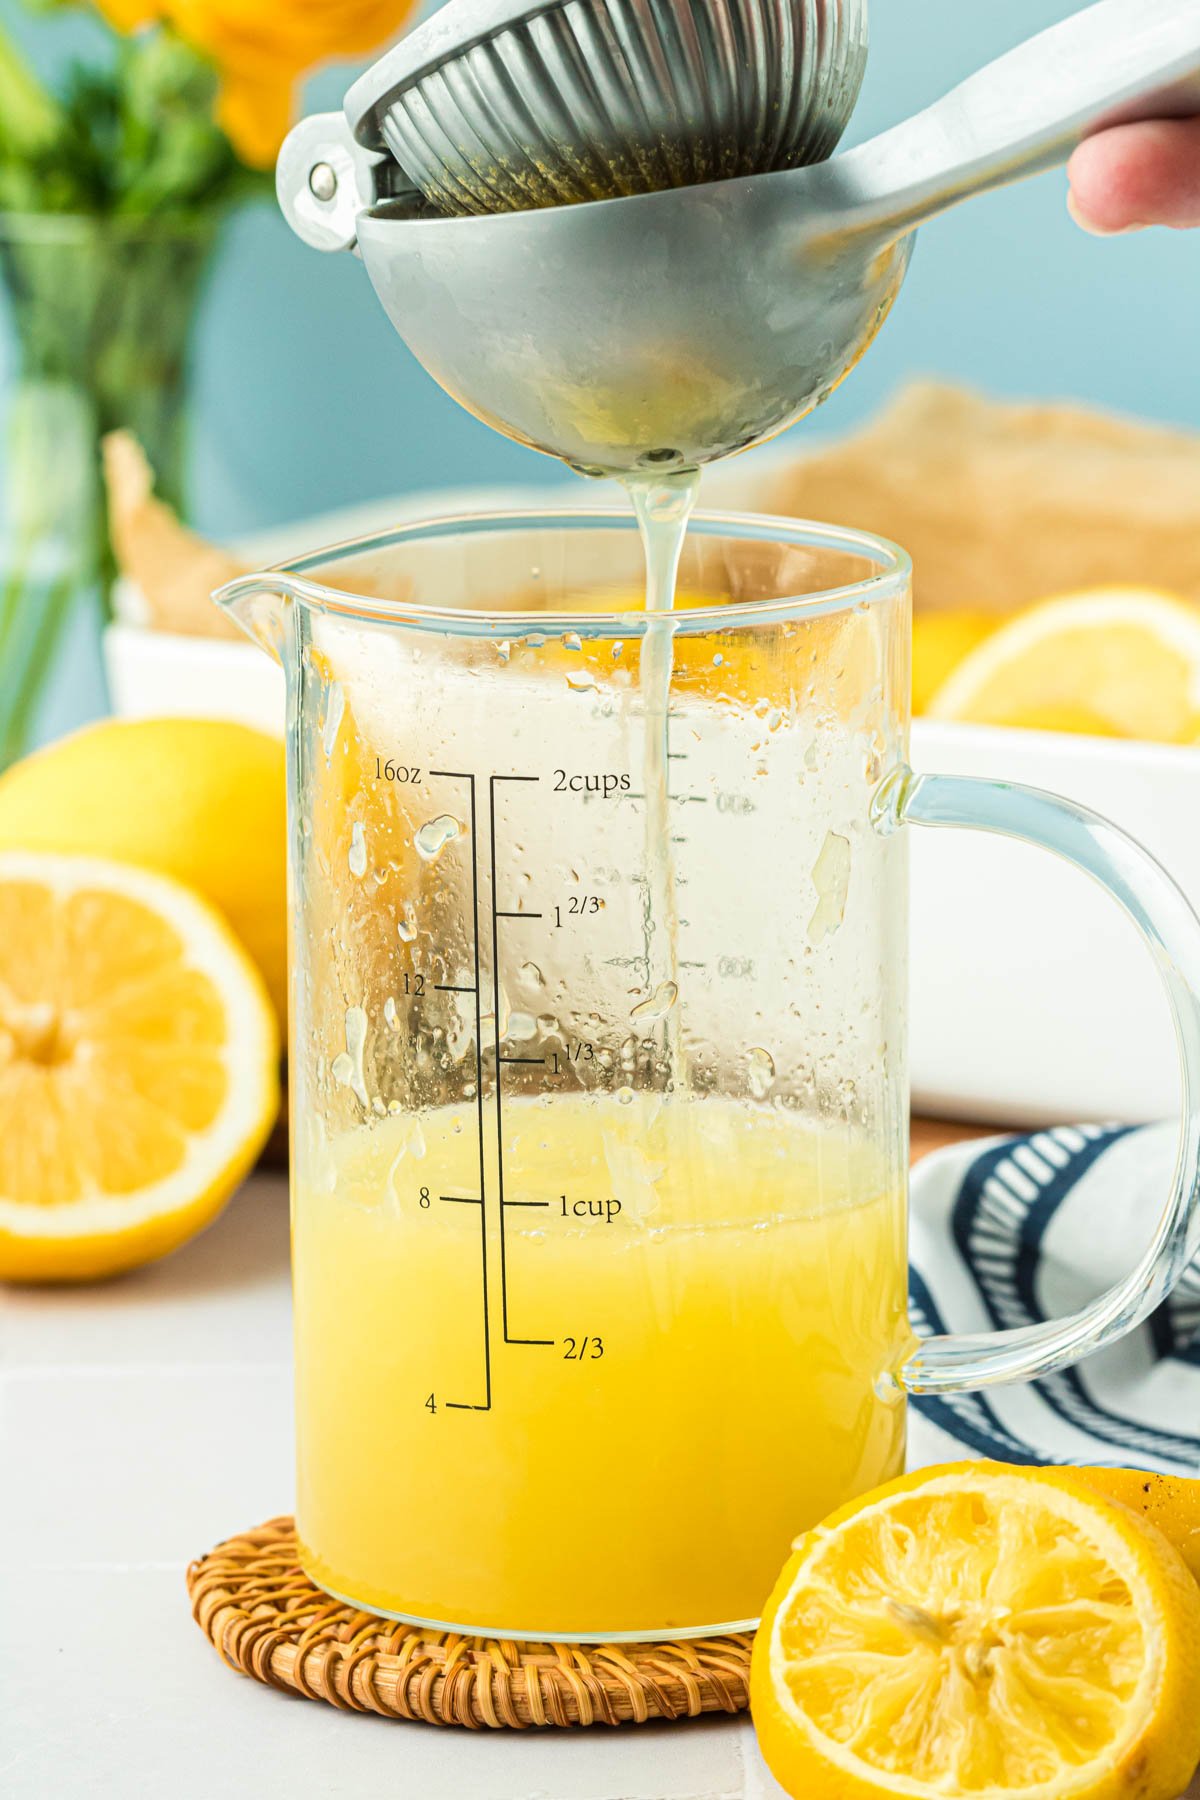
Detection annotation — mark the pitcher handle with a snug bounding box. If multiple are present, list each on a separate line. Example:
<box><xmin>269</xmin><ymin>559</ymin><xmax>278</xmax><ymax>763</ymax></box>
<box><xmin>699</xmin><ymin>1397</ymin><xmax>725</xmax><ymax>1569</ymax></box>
<box><xmin>879</xmin><ymin>769</ymin><xmax>1200</xmax><ymax>1396</ymax></box>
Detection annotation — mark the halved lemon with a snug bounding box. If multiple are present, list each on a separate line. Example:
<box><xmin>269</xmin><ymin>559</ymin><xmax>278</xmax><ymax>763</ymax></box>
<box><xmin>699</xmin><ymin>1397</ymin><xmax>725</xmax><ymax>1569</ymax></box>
<box><xmin>751</xmin><ymin>1462</ymin><xmax>1200</xmax><ymax>1800</ymax></box>
<box><xmin>0</xmin><ymin>852</ymin><xmax>279</xmax><ymax>1282</ymax></box>
<box><xmin>925</xmin><ymin>586</ymin><xmax>1200</xmax><ymax>742</ymax></box>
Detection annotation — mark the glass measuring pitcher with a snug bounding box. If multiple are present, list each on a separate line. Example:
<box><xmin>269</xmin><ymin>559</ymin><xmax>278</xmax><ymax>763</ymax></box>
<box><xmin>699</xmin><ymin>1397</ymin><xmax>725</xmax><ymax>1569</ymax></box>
<box><xmin>218</xmin><ymin>510</ymin><xmax>1200</xmax><ymax>1643</ymax></box>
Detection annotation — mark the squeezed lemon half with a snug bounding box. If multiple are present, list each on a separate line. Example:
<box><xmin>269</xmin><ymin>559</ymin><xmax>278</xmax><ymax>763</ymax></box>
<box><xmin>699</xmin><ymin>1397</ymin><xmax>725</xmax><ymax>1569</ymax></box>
<box><xmin>1077</xmin><ymin>1466</ymin><xmax>1200</xmax><ymax>1587</ymax></box>
<box><xmin>751</xmin><ymin>1461</ymin><xmax>1200</xmax><ymax>1800</ymax></box>
<box><xmin>0</xmin><ymin>852</ymin><xmax>278</xmax><ymax>1282</ymax></box>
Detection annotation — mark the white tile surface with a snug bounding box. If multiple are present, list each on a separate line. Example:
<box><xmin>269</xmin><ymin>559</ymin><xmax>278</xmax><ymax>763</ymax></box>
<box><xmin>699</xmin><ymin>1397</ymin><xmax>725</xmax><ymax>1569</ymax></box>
<box><xmin>0</xmin><ymin>1175</ymin><xmax>291</xmax><ymax>1369</ymax></box>
<box><xmin>0</xmin><ymin>1567</ymin><xmax>760</xmax><ymax>1800</ymax></box>
<box><xmin>2</xmin><ymin>1171</ymin><xmax>1196</xmax><ymax>1799</ymax></box>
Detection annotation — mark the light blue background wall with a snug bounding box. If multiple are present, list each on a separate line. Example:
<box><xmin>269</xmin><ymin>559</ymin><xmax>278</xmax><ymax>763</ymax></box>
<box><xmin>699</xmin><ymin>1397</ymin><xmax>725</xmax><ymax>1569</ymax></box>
<box><xmin>8</xmin><ymin>0</ymin><xmax>1200</xmax><ymax>730</ymax></box>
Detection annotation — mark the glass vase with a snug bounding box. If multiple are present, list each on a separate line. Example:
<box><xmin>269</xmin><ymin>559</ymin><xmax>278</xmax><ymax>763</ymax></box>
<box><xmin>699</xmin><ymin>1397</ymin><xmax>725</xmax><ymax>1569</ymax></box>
<box><xmin>0</xmin><ymin>212</ymin><xmax>220</xmax><ymax>768</ymax></box>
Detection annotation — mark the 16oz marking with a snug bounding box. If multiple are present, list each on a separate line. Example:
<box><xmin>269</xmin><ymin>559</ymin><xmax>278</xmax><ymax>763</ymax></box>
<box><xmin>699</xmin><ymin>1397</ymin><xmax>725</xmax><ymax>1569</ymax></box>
<box><xmin>374</xmin><ymin>760</ymin><xmax>420</xmax><ymax>783</ymax></box>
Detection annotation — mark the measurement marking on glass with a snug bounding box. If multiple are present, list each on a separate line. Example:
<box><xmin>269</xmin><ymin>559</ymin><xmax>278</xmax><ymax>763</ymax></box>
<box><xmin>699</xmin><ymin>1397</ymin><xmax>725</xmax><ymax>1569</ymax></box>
<box><xmin>489</xmin><ymin>774</ymin><xmax>554</xmax><ymax>1350</ymax></box>
<box><xmin>435</xmin><ymin>983</ymin><xmax>476</xmax><ymax>993</ymax></box>
<box><xmin>429</xmin><ymin>770</ymin><xmax>492</xmax><ymax>1411</ymax></box>
<box><xmin>498</xmin><ymin>1055</ymin><xmax>546</xmax><ymax>1065</ymax></box>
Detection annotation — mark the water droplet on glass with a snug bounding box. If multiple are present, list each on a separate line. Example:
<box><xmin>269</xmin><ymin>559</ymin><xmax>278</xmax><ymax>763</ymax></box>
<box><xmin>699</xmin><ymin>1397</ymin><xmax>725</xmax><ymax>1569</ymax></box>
<box><xmin>565</xmin><ymin>669</ymin><xmax>597</xmax><ymax>693</ymax></box>
<box><xmin>808</xmin><ymin>830</ymin><xmax>852</xmax><ymax>945</ymax></box>
<box><xmin>616</xmin><ymin>1086</ymin><xmax>635</xmax><ymax>1106</ymax></box>
<box><xmin>397</xmin><ymin>911</ymin><xmax>417</xmax><ymax>944</ymax></box>
<box><xmin>507</xmin><ymin>1011</ymin><xmax>538</xmax><ymax>1042</ymax></box>
<box><xmin>480</xmin><ymin>988</ymin><xmax>510</xmax><ymax>1043</ymax></box>
<box><xmin>767</xmin><ymin>708</ymin><xmax>784</xmax><ymax>732</ymax></box>
<box><xmin>415</xmin><ymin>814</ymin><xmax>463</xmax><ymax>861</ymax></box>
<box><xmin>520</xmin><ymin>960</ymin><xmax>544</xmax><ymax>989</ymax></box>
<box><xmin>332</xmin><ymin>1005</ymin><xmax>370</xmax><ymax>1106</ymax></box>
<box><xmin>562</xmin><ymin>631</ymin><xmax>582</xmax><ymax>652</ymax></box>
<box><xmin>497</xmin><ymin>639</ymin><xmax>511</xmax><ymax>664</ymax></box>
<box><xmin>321</xmin><ymin>681</ymin><xmax>344</xmax><ymax>760</ymax></box>
<box><xmin>536</xmin><ymin>1013</ymin><xmax>558</xmax><ymax>1035</ymax></box>
<box><xmin>630</xmin><ymin>980</ymin><xmax>678</xmax><ymax>1023</ymax></box>
<box><xmin>383</xmin><ymin>996</ymin><xmax>398</xmax><ymax>1028</ymax></box>
<box><xmin>747</xmin><ymin>1046</ymin><xmax>776</xmax><ymax>1100</ymax></box>
<box><xmin>348</xmin><ymin>821</ymin><xmax>367</xmax><ymax>878</ymax></box>
<box><xmin>804</xmin><ymin>740</ymin><xmax>819</xmax><ymax>772</ymax></box>
<box><xmin>612</xmin><ymin>641</ymin><xmax>624</xmax><ymax>661</ymax></box>
<box><xmin>712</xmin><ymin>652</ymin><xmax>724</xmax><ymax>667</ymax></box>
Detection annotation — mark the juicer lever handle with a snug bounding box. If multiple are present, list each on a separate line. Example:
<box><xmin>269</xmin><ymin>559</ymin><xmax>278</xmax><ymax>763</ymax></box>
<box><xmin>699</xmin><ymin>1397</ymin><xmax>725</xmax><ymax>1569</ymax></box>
<box><xmin>810</xmin><ymin>0</ymin><xmax>1200</xmax><ymax>242</ymax></box>
<box><xmin>890</xmin><ymin>770</ymin><xmax>1200</xmax><ymax>1395</ymax></box>
<box><xmin>277</xmin><ymin>112</ymin><xmax>416</xmax><ymax>255</ymax></box>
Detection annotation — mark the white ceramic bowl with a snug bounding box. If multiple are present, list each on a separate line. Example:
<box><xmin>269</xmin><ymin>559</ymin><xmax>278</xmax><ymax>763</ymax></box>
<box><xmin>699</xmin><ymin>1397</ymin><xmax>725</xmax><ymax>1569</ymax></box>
<box><xmin>103</xmin><ymin>483</ymin><xmax>1195</xmax><ymax>1127</ymax></box>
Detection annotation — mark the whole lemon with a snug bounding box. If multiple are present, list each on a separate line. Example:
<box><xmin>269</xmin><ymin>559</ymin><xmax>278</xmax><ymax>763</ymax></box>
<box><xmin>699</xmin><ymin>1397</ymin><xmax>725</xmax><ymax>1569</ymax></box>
<box><xmin>0</xmin><ymin>718</ymin><xmax>287</xmax><ymax>1027</ymax></box>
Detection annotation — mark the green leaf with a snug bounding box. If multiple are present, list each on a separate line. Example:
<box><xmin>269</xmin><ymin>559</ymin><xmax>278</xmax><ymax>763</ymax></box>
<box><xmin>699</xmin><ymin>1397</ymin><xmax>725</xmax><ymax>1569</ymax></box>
<box><xmin>0</xmin><ymin>22</ymin><xmax>271</xmax><ymax>218</ymax></box>
<box><xmin>0</xmin><ymin>22</ymin><xmax>63</xmax><ymax>159</ymax></box>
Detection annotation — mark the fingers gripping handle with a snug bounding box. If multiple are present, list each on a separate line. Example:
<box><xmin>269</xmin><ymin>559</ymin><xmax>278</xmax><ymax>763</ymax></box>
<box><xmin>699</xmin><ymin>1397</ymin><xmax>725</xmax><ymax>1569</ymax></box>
<box><xmin>891</xmin><ymin>770</ymin><xmax>1200</xmax><ymax>1396</ymax></box>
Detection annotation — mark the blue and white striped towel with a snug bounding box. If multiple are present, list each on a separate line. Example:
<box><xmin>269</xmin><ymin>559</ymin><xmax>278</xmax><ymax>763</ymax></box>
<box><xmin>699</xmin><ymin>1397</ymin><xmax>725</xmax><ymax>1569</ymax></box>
<box><xmin>908</xmin><ymin>1123</ymin><xmax>1200</xmax><ymax>1473</ymax></box>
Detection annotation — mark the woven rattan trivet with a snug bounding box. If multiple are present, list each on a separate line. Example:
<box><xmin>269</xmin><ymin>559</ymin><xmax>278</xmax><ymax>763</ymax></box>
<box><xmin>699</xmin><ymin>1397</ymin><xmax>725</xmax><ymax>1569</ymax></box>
<box><xmin>188</xmin><ymin>1518</ymin><xmax>754</xmax><ymax>1728</ymax></box>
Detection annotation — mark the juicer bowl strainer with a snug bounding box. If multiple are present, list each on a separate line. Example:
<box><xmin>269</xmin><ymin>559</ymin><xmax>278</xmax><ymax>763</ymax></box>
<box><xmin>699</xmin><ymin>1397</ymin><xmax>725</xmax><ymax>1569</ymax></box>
<box><xmin>344</xmin><ymin>0</ymin><xmax>867</xmax><ymax>215</ymax></box>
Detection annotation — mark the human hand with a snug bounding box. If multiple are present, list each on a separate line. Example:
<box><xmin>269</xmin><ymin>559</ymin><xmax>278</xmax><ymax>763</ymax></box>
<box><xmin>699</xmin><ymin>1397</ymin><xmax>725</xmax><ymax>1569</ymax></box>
<box><xmin>1068</xmin><ymin>117</ymin><xmax>1200</xmax><ymax>232</ymax></box>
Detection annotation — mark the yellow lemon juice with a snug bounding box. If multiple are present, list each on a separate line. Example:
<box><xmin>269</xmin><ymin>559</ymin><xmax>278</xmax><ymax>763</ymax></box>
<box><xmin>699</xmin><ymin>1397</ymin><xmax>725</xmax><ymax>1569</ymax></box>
<box><xmin>293</xmin><ymin>1094</ymin><xmax>910</xmax><ymax>1639</ymax></box>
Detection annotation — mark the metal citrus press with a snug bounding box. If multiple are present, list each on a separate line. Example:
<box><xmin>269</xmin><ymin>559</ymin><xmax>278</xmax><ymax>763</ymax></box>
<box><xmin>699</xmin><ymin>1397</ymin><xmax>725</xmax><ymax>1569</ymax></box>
<box><xmin>276</xmin><ymin>0</ymin><xmax>1200</xmax><ymax>477</ymax></box>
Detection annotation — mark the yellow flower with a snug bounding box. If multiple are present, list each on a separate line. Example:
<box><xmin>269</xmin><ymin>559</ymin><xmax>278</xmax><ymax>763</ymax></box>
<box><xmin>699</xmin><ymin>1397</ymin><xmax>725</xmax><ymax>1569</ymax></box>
<box><xmin>96</xmin><ymin>0</ymin><xmax>420</xmax><ymax>168</ymax></box>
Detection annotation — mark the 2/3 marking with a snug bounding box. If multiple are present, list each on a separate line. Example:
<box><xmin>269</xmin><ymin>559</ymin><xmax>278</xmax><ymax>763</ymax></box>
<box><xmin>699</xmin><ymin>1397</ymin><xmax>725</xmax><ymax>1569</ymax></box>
<box><xmin>554</xmin><ymin>897</ymin><xmax>601</xmax><ymax>925</ymax></box>
<box><xmin>562</xmin><ymin>1335</ymin><xmax>604</xmax><ymax>1361</ymax></box>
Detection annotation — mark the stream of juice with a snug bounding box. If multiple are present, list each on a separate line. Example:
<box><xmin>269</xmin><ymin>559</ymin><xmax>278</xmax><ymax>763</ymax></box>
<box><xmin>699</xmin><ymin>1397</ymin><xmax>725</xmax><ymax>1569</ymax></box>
<box><xmin>294</xmin><ymin>1095</ymin><xmax>909</xmax><ymax>1638</ymax></box>
<box><xmin>625</xmin><ymin>471</ymin><xmax>700</xmax><ymax>1085</ymax></box>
